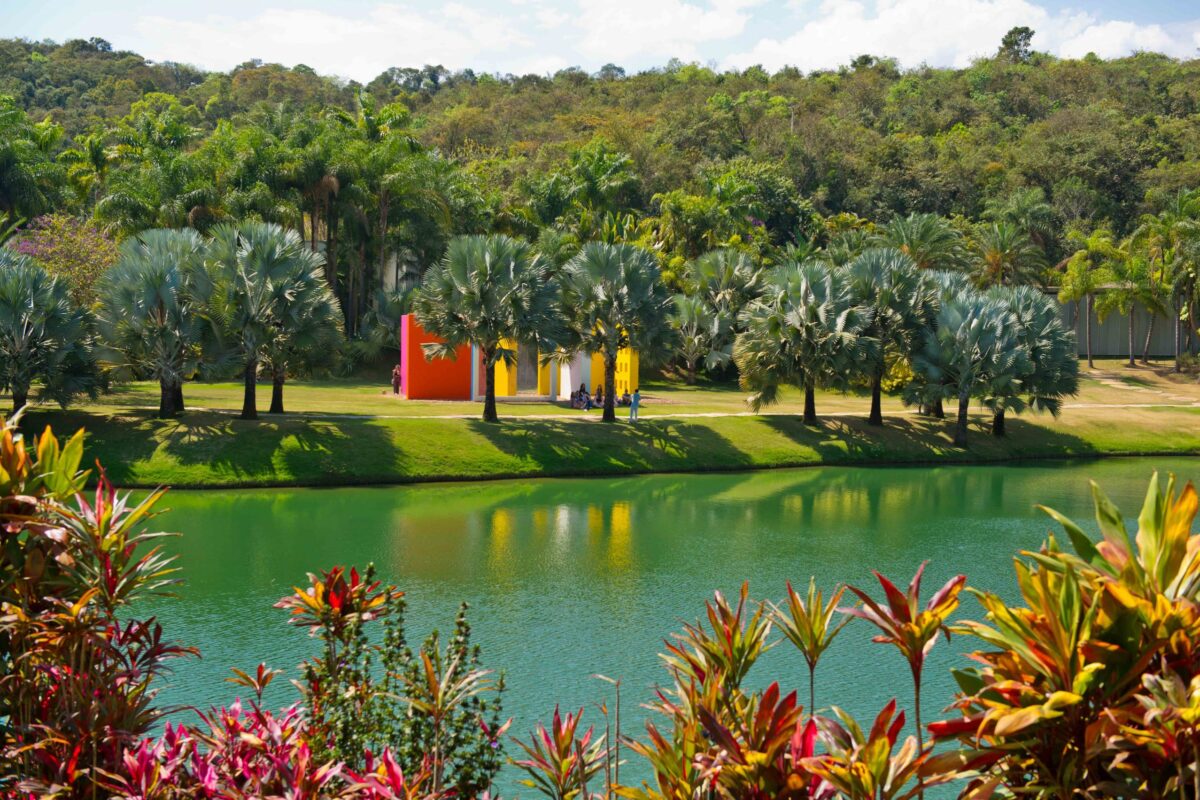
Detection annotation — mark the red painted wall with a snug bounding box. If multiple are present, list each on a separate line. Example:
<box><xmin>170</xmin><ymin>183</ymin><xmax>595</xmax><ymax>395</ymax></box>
<box><xmin>400</xmin><ymin>315</ymin><xmax>473</xmax><ymax>400</ymax></box>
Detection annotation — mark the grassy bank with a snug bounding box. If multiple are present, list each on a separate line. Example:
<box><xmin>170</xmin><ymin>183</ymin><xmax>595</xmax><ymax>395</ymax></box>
<box><xmin>18</xmin><ymin>403</ymin><xmax>1200</xmax><ymax>489</ymax></box>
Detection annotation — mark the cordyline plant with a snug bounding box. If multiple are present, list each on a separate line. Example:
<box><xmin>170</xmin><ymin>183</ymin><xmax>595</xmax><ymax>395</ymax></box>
<box><xmin>772</xmin><ymin>578</ymin><xmax>850</xmax><ymax>716</ymax></box>
<box><xmin>512</xmin><ymin>706</ymin><xmax>607</xmax><ymax>800</ymax></box>
<box><xmin>844</xmin><ymin>563</ymin><xmax>967</xmax><ymax>751</ymax></box>
<box><xmin>0</xmin><ymin>414</ymin><xmax>195</xmax><ymax>798</ymax></box>
<box><xmin>931</xmin><ymin>473</ymin><xmax>1200</xmax><ymax>798</ymax></box>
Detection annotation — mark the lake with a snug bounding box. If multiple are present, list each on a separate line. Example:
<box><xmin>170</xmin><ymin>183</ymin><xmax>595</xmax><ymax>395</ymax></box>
<box><xmin>140</xmin><ymin>457</ymin><xmax>1199</xmax><ymax>791</ymax></box>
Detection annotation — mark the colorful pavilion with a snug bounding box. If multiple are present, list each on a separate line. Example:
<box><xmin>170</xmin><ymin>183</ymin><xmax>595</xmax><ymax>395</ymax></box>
<box><xmin>398</xmin><ymin>314</ymin><xmax>638</xmax><ymax>401</ymax></box>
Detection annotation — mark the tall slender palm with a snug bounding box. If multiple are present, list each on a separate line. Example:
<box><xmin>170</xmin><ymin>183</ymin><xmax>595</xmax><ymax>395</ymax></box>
<box><xmin>972</xmin><ymin>222</ymin><xmax>1045</xmax><ymax>287</ymax></box>
<box><xmin>414</xmin><ymin>235</ymin><xmax>559</xmax><ymax>423</ymax></box>
<box><xmin>843</xmin><ymin>248</ymin><xmax>930</xmax><ymax>425</ymax></box>
<box><xmin>1130</xmin><ymin>190</ymin><xmax>1200</xmax><ymax>365</ymax></box>
<box><xmin>60</xmin><ymin>132</ymin><xmax>115</xmax><ymax>205</ymax></box>
<box><xmin>207</xmin><ymin>222</ymin><xmax>328</xmax><ymax>420</ymax></box>
<box><xmin>876</xmin><ymin>213</ymin><xmax>968</xmax><ymax>271</ymax></box>
<box><xmin>986</xmin><ymin>285</ymin><xmax>1080</xmax><ymax>436</ymax></box>
<box><xmin>98</xmin><ymin>228</ymin><xmax>211</xmax><ymax>418</ymax></box>
<box><xmin>1059</xmin><ymin>227</ymin><xmax>1119</xmax><ymax>369</ymax></box>
<box><xmin>560</xmin><ymin>242</ymin><xmax>672</xmax><ymax>422</ymax></box>
<box><xmin>734</xmin><ymin>260</ymin><xmax>866</xmax><ymax>425</ymax></box>
<box><xmin>0</xmin><ymin>251</ymin><xmax>98</xmax><ymax>413</ymax></box>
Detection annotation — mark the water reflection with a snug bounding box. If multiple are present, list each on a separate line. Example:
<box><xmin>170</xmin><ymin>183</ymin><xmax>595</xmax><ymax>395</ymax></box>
<box><xmin>141</xmin><ymin>458</ymin><xmax>1200</xmax><ymax>792</ymax></box>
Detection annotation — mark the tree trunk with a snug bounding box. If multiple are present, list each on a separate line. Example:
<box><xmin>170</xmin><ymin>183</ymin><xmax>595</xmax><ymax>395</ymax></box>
<box><xmin>868</xmin><ymin>367</ymin><xmax>883</xmax><ymax>426</ymax></box>
<box><xmin>992</xmin><ymin>408</ymin><xmax>1006</xmax><ymax>437</ymax></box>
<box><xmin>932</xmin><ymin>397</ymin><xmax>945</xmax><ymax>419</ymax></box>
<box><xmin>10</xmin><ymin>383</ymin><xmax>27</xmax><ymax>415</ymax></box>
<box><xmin>686</xmin><ymin>361</ymin><xmax>696</xmax><ymax>385</ymax></box>
<box><xmin>157</xmin><ymin>379</ymin><xmax>174</xmax><ymax>419</ymax></box>
<box><xmin>1175</xmin><ymin>297</ymin><xmax>1182</xmax><ymax>373</ymax></box>
<box><xmin>1128</xmin><ymin>309</ymin><xmax>1135</xmax><ymax>368</ymax></box>
<box><xmin>953</xmin><ymin>393</ymin><xmax>970</xmax><ymax>448</ymax></box>
<box><xmin>482</xmin><ymin>357</ymin><xmax>498</xmax><ymax>423</ymax></box>
<box><xmin>1085</xmin><ymin>294</ymin><xmax>1094</xmax><ymax>369</ymax></box>
<box><xmin>602</xmin><ymin>355</ymin><xmax>617</xmax><ymax>422</ymax></box>
<box><xmin>327</xmin><ymin>206</ymin><xmax>339</xmax><ymax>295</ymax></box>
<box><xmin>240</xmin><ymin>360</ymin><xmax>258</xmax><ymax>420</ymax></box>
<box><xmin>269</xmin><ymin>372</ymin><xmax>285</xmax><ymax>414</ymax></box>
<box><xmin>173</xmin><ymin>382</ymin><xmax>184</xmax><ymax>415</ymax></box>
<box><xmin>1141</xmin><ymin>314</ymin><xmax>1155</xmax><ymax>364</ymax></box>
<box><xmin>803</xmin><ymin>380</ymin><xmax>816</xmax><ymax>425</ymax></box>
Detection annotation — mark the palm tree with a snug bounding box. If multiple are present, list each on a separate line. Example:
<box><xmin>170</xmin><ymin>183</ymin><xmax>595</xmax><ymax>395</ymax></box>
<box><xmin>972</xmin><ymin>222</ymin><xmax>1045</xmax><ymax>287</ymax></box>
<box><xmin>876</xmin><ymin>213</ymin><xmax>968</xmax><ymax>271</ymax></box>
<box><xmin>59</xmin><ymin>132</ymin><xmax>115</xmax><ymax>205</ymax></box>
<box><xmin>0</xmin><ymin>251</ymin><xmax>98</xmax><ymax>413</ymax></box>
<box><xmin>560</xmin><ymin>242</ymin><xmax>672</xmax><ymax>422</ymax></box>
<box><xmin>208</xmin><ymin>222</ymin><xmax>327</xmax><ymax>420</ymax></box>
<box><xmin>669</xmin><ymin>294</ymin><xmax>730</xmax><ymax>384</ymax></box>
<box><xmin>414</xmin><ymin>235</ymin><xmax>559</xmax><ymax>423</ymax></box>
<box><xmin>983</xmin><ymin>187</ymin><xmax>1057</xmax><ymax>259</ymax></box>
<box><xmin>843</xmin><ymin>248</ymin><xmax>930</xmax><ymax>425</ymax></box>
<box><xmin>1130</xmin><ymin>190</ymin><xmax>1200</xmax><ymax>365</ymax></box>
<box><xmin>1096</xmin><ymin>249</ymin><xmax>1165</xmax><ymax>369</ymax></box>
<box><xmin>986</xmin><ymin>286</ymin><xmax>1080</xmax><ymax>436</ymax></box>
<box><xmin>735</xmin><ymin>260</ymin><xmax>866</xmax><ymax>425</ymax></box>
<box><xmin>99</xmin><ymin>228</ymin><xmax>212</xmax><ymax>418</ymax></box>
<box><xmin>261</xmin><ymin>267</ymin><xmax>344</xmax><ymax>415</ymax></box>
<box><xmin>1059</xmin><ymin>227</ymin><xmax>1119</xmax><ymax>369</ymax></box>
<box><xmin>912</xmin><ymin>294</ymin><xmax>1024</xmax><ymax>447</ymax></box>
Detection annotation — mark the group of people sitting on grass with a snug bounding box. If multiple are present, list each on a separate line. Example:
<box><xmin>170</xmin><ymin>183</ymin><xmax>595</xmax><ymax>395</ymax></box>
<box><xmin>569</xmin><ymin>383</ymin><xmax>633</xmax><ymax>411</ymax></box>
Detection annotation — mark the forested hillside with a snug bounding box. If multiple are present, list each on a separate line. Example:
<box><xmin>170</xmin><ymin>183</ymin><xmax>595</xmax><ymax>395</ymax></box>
<box><xmin>2</xmin><ymin>29</ymin><xmax>1200</xmax><ymax>336</ymax></box>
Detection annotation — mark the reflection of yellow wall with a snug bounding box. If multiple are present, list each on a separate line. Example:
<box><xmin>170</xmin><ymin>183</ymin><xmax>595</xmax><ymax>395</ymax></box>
<box><xmin>588</xmin><ymin>349</ymin><xmax>639</xmax><ymax>395</ymax></box>
<box><xmin>608</xmin><ymin>502</ymin><xmax>632</xmax><ymax>569</ymax></box>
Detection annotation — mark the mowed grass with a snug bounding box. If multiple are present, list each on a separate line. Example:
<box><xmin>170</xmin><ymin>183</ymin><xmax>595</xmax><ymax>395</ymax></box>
<box><xmin>13</xmin><ymin>358</ymin><xmax>1200</xmax><ymax>488</ymax></box>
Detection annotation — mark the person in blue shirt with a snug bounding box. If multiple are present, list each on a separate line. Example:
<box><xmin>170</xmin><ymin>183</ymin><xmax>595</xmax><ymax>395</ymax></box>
<box><xmin>628</xmin><ymin>388</ymin><xmax>640</xmax><ymax>422</ymax></box>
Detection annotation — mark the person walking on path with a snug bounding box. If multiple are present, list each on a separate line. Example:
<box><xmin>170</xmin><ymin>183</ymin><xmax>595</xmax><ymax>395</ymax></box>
<box><xmin>391</xmin><ymin>364</ymin><xmax>403</xmax><ymax>396</ymax></box>
<box><xmin>628</xmin><ymin>388</ymin><xmax>640</xmax><ymax>422</ymax></box>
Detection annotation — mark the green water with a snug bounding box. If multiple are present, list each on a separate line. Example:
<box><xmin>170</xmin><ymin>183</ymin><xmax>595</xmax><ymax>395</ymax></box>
<box><xmin>142</xmin><ymin>458</ymin><xmax>1199</xmax><ymax>790</ymax></box>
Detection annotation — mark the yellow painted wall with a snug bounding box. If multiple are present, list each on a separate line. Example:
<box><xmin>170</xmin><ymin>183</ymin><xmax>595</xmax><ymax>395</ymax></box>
<box><xmin>588</xmin><ymin>348</ymin><xmax>639</xmax><ymax>395</ymax></box>
<box><xmin>492</xmin><ymin>338</ymin><xmax>518</xmax><ymax>397</ymax></box>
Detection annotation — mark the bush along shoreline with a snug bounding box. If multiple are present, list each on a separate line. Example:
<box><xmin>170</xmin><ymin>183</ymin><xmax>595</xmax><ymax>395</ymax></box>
<box><xmin>6</xmin><ymin>420</ymin><xmax>1200</xmax><ymax>797</ymax></box>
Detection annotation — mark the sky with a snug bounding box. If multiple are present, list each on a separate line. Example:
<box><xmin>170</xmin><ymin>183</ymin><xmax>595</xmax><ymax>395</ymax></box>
<box><xmin>3</xmin><ymin>0</ymin><xmax>1199</xmax><ymax>82</ymax></box>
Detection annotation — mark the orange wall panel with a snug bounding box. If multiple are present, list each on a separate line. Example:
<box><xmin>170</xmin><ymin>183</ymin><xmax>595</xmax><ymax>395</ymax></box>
<box><xmin>400</xmin><ymin>315</ymin><xmax>473</xmax><ymax>400</ymax></box>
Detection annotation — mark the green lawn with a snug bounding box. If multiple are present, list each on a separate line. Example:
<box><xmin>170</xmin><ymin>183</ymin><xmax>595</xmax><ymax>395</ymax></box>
<box><xmin>15</xmin><ymin>360</ymin><xmax>1200</xmax><ymax>488</ymax></box>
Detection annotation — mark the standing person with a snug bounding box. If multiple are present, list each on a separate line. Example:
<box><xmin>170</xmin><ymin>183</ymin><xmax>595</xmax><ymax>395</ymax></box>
<box><xmin>391</xmin><ymin>363</ymin><xmax>402</xmax><ymax>396</ymax></box>
<box><xmin>628</xmin><ymin>388</ymin><xmax>640</xmax><ymax>423</ymax></box>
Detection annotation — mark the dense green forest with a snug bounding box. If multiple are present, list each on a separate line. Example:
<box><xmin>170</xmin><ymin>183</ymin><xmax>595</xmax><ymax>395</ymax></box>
<box><xmin>2</xmin><ymin>30</ymin><xmax>1200</xmax><ymax>344</ymax></box>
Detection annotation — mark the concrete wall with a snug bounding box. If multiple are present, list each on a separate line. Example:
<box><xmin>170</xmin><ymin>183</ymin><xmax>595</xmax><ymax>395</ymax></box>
<box><xmin>1056</xmin><ymin>297</ymin><xmax>1192</xmax><ymax>359</ymax></box>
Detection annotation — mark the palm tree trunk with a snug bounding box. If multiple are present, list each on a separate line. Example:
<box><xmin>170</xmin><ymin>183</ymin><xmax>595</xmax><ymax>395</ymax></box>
<box><xmin>269</xmin><ymin>371</ymin><xmax>285</xmax><ymax>414</ymax></box>
<box><xmin>868</xmin><ymin>366</ymin><xmax>883</xmax><ymax>426</ymax></box>
<box><xmin>932</xmin><ymin>397</ymin><xmax>945</xmax><ymax>419</ymax></box>
<box><xmin>992</xmin><ymin>408</ymin><xmax>1006</xmax><ymax>437</ymax></box>
<box><xmin>240</xmin><ymin>360</ymin><xmax>258</xmax><ymax>420</ymax></box>
<box><xmin>1128</xmin><ymin>308</ymin><xmax>1136</xmax><ymax>368</ymax></box>
<box><xmin>1085</xmin><ymin>294</ymin><xmax>1094</xmax><ymax>369</ymax></box>
<box><xmin>603</xmin><ymin>355</ymin><xmax>617</xmax><ymax>422</ymax></box>
<box><xmin>1175</xmin><ymin>297</ymin><xmax>1182</xmax><ymax>373</ymax></box>
<box><xmin>1141</xmin><ymin>313</ymin><xmax>1155</xmax><ymax>364</ymax></box>
<box><xmin>10</xmin><ymin>381</ymin><xmax>28</xmax><ymax>415</ymax></box>
<box><xmin>803</xmin><ymin>380</ymin><xmax>816</xmax><ymax>425</ymax></box>
<box><xmin>953</xmin><ymin>393</ymin><xmax>970</xmax><ymax>448</ymax></box>
<box><xmin>157</xmin><ymin>379</ymin><xmax>173</xmax><ymax>419</ymax></box>
<box><xmin>483</xmin><ymin>357</ymin><xmax>498</xmax><ymax>423</ymax></box>
<box><xmin>327</xmin><ymin>206</ymin><xmax>339</xmax><ymax>295</ymax></box>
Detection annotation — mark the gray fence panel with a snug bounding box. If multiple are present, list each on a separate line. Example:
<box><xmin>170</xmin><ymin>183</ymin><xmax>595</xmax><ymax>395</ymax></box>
<box><xmin>1057</xmin><ymin>298</ymin><xmax>1189</xmax><ymax>359</ymax></box>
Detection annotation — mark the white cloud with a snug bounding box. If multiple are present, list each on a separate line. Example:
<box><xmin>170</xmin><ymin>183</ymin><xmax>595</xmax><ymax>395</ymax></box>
<box><xmin>573</xmin><ymin>0</ymin><xmax>763</xmax><ymax>63</ymax></box>
<box><xmin>135</xmin><ymin>3</ymin><xmax>536</xmax><ymax>80</ymax></box>
<box><xmin>724</xmin><ymin>0</ymin><xmax>1200</xmax><ymax>72</ymax></box>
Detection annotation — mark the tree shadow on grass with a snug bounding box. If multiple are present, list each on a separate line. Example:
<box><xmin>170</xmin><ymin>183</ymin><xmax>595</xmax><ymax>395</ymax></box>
<box><xmin>760</xmin><ymin>413</ymin><xmax>1100</xmax><ymax>465</ymax></box>
<box><xmin>466</xmin><ymin>418</ymin><xmax>755</xmax><ymax>475</ymax></box>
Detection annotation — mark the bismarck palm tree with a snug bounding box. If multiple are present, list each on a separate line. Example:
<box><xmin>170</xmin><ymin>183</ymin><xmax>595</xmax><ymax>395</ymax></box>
<box><xmin>0</xmin><ymin>251</ymin><xmax>98</xmax><ymax>414</ymax></box>
<box><xmin>99</xmin><ymin>228</ymin><xmax>211</xmax><ymax>418</ymax></box>
<box><xmin>844</xmin><ymin>248</ymin><xmax>930</xmax><ymax>426</ymax></box>
<box><xmin>669</xmin><ymin>293</ymin><xmax>730</xmax><ymax>384</ymax></box>
<box><xmin>261</xmin><ymin>264</ymin><xmax>344</xmax><ymax>415</ymax></box>
<box><xmin>560</xmin><ymin>242</ymin><xmax>672</xmax><ymax>422</ymax></box>
<box><xmin>735</xmin><ymin>259</ymin><xmax>867</xmax><ymax>425</ymax></box>
<box><xmin>414</xmin><ymin>234</ymin><xmax>559</xmax><ymax>423</ymax></box>
<box><xmin>208</xmin><ymin>222</ymin><xmax>328</xmax><ymax>420</ymax></box>
<box><xmin>912</xmin><ymin>294</ymin><xmax>1024</xmax><ymax>448</ymax></box>
<box><xmin>972</xmin><ymin>222</ymin><xmax>1045</xmax><ymax>287</ymax></box>
<box><xmin>877</xmin><ymin>212</ymin><xmax>969</xmax><ymax>271</ymax></box>
<box><xmin>986</xmin><ymin>285</ymin><xmax>1080</xmax><ymax>436</ymax></box>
